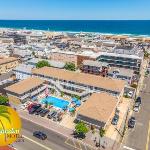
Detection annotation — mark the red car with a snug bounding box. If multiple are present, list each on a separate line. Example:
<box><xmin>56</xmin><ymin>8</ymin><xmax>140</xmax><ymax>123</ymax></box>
<box><xmin>27</xmin><ymin>103</ymin><xmax>37</xmax><ymax>111</ymax></box>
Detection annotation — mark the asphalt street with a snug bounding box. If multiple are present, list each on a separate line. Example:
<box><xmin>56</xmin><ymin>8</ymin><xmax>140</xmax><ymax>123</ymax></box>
<box><xmin>121</xmin><ymin>75</ymin><xmax>150</xmax><ymax>150</ymax></box>
<box><xmin>12</xmin><ymin>118</ymin><xmax>96</xmax><ymax>150</ymax></box>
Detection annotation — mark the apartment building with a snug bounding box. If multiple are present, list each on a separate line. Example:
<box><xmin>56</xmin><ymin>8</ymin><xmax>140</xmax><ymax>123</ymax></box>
<box><xmin>49</xmin><ymin>49</ymin><xmax>96</xmax><ymax>67</ymax></box>
<box><xmin>0</xmin><ymin>57</ymin><xmax>20</xmax><ymax>74</ymax></box>
<box><xmin>13</xmin><ymin>64</ymin><xmax>33</xmax><ymax>80</ymax></box>
<box><xmin>32</xmin><ymin>67</ymin><xmax>125</xmax><ymax>98</ymax></box>
<box><xmin>49</xmin><ymin>50</ymin><xmax>78</xmax><ymax>66</ymax></box>
<box><xmin>81</xmin><ymin>60</ymin><xmax>108</xmax><ymax>75</ymax></box>
<box><xmin>96</xmin><ymin>47</ymin><xmax>144</xmax><ymax>73</ymax></box>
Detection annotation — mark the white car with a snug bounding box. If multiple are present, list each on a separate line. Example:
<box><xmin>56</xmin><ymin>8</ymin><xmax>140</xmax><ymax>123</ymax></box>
<box><xmin>127</xmin><ymin>91</ymin><xmax>134</xmax><ymax>98</ymax></box>
<box><xmin>133</xmin><ymin>103</ymin><xmax>140</xmax><ymax>112</ymax></box>
<box><xmin>20</xmin><ymin>101</ymin><xmax>32</xmax><ymax>110</ymax></box>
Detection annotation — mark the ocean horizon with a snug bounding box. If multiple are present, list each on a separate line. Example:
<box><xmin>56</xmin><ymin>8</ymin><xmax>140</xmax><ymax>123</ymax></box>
<box><xmin>0</xmin><ymin>20</ymin><xmax>150</xmax><ymax>36</ymax></box>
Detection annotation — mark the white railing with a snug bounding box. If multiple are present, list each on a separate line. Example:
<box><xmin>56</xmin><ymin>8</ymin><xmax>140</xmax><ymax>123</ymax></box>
<box><xmin>30</xmin><ymin>85</ymin><xmax>47</xmax><ymax>96</ymax></box>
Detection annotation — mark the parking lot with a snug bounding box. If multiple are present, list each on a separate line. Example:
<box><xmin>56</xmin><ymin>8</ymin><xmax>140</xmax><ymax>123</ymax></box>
<box><xmin>19</xmin><ymin>101</ymin><xmax>67</xmax><ymax>123</ymax></box>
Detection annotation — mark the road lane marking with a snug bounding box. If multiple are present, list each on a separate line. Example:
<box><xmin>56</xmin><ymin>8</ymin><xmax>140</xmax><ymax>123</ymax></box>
<box><xmin>123</xmin><ymin>146</ymin><xmax>136</xmax><ymax>150</ymax></box>
<box><xmin>22</xmin><ymin>135</ymin><xmax>52</xmax><ymax>150</ymax></box>
<box><xmin>146</xmin><ymin>121</ymin><xmax>150</xmax><ymax>150</ymax></box>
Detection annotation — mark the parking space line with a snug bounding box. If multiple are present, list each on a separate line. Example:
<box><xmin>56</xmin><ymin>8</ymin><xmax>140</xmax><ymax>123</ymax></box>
<box><xmin>146</xmin><ymin>120</ymin><xmax>150</xmax><ymax>150</ymax></box>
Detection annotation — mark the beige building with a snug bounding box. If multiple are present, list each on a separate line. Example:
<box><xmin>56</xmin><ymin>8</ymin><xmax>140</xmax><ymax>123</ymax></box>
<box><xmin>0</xmin><ymin>57</ymin><xmax>20</xmax><ymax>74</ymax></box>
<box><xmin>77</xmin><ymin>93</ymin><xmax>120</xmax><ymax>129</ymax></box>
<box><xmin>49</xmin><ymin>51</ymin><xmax>96</xmax><ymax>67</ymax></box>
<box><xmin>32</xmin><ymin>67</ymin><xmax>125</xmax><ymax>98</ymax></box>
<box><xmin>0</xmin><ymin>38</ymin><xmax>14</xmax><ymax>44</ymax></box>
<box><xmin>5</xmin><ymin>77</ymin><xmax>46</xmax><ymax>105</ymax></box>
<box><xmin>49</xmin><ymin>51</ymin><xmax>78</xmax><ymax>66</ymax></box>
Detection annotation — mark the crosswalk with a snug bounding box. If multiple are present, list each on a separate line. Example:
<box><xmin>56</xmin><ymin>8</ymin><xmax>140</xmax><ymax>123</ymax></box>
<box><xmin>65</xmin><ymin>138</ymin><xmax>97</xmax><ymax>150</ymax></box>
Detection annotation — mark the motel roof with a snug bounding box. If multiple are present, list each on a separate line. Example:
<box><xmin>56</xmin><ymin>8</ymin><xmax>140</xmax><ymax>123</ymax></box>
<box><xmin>5</xmin><ymin>77</ymin><xmax>44</xmax><ymax>95</ymax></box>
<box><xmin>0</xmin><ymin>57</ymin><xmax>19</xmax><ymax>65</ymax></box>
<box><xmin>78</xmin><ymin>93</ymin><xmax>118</xmax><ymax>123</ymax></box>
<box><xmin>32</xmin><ymin>67</ymin><xmax>125</xmax><ymax>93</ymax></box>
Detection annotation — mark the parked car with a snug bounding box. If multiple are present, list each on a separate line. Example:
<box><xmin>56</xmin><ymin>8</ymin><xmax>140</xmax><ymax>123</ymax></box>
<box><xmin>128</xmin><ymin>117</ymin><xmax>136</xmax><ymax>128</ymax></box>
<box><xmin>34</xmin><ymin>107</ymin><xmax>43</xmax><ymax>115</ymax></box>
<box><xmin>135</xmin><ymin>97</ymin><xmax>141</xmax><ymax>105</ymax></box>
<box><xmin>73</xmin><ymin>131</ymin><xmax>86</xmax><ymax>139</ymax></box>
<box><xmin>27</xmin><ymin>103</ymin><xmax>37</xmax><ymax>111</ymax></box>
<box><xmin>133</xmin><ymin>103</ymin><xmax>140</xmax><ymax>112</ymax></box>
<box><xmin>40</xmin><ymin>109</ymin><xmax>50</xmax><ymax>117</ymax></box>
<box><xmin>33</xmin><ymin>131</ymin><xmax>47</xmax><ymax>140</ymax></box>
<box><xmin>53</xmin><ymin>113</ymin><xmax>62</xmax><ymax>122</ymax></box>
<box><xmin>20</xmin><ymin>101</ymin><xmax>32</xmax><ymax>110</ymax></box>
<box><xmin>29</xmin><ymin>104</ymin><xmax>41</xmax><ymax>114</ymax></box>
<box><xmin>111</xmin><ymin>114</ymin><xmax>119</xmax><ymax>125</ymax></box>
<box><xmin>47</xmin><ymin>111</ymin><xmax>57</xmax><ymax>119</ymax></box>
<box><xmin>127</xmin><ymin>91</ymin><xmax>134</xmax><ymax>98</ymax></box>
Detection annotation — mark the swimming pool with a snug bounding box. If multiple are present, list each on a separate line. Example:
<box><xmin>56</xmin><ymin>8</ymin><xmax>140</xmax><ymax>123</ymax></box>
<box><xmin>41</xmin><ymin>96</ymin><xmax>70</xmax><ymax>109</ymax></box>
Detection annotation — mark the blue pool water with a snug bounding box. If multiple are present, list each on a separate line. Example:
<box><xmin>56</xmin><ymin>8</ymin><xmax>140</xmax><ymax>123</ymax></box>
<box><xmin>41</xmin><ymin>96</ymin><xmax>70</xmax><ymax>109</ymax></box>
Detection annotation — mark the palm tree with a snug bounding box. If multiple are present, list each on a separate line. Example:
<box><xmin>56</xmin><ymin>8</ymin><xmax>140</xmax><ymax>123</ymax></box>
<box><xmin>0</xmin><ymin>105</ymin><xmax>11</xmax><ymax>142</ymax></box>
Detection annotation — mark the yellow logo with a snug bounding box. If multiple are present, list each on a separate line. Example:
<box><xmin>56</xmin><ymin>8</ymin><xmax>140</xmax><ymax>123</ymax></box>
<box><xmin>0</xmin><ymin>105</ymin><xmax>22</xmax><ymax>146</ymax></box>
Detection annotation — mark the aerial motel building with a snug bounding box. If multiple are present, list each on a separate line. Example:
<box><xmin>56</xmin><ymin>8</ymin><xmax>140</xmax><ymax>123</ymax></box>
<box><xmin>32</xmin><ymin>67</ymin><xmax>125</xmax><ymax>99</ymax></box>
<box><xmin>5</xmin><ymin>77</ymin><xmax>46</xmax><ymax>106</ymax></box>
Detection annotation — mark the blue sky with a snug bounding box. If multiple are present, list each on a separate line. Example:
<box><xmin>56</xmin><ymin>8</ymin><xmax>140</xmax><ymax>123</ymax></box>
<box><xmin>0</xmin><ymin>0</ymin><xmax>149</xmax><ymax>20</ymax></box>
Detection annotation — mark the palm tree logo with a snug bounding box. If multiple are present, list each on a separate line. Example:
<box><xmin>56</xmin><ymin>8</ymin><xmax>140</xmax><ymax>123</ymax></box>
<box><xmin>0</xmin><ymin>105</ymin><xmax>11</xmax><ymax>142</ymax></box>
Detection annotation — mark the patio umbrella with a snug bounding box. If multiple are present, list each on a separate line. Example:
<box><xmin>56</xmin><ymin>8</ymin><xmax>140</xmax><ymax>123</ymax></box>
<box><xmin>72</xmin><ymin>97</ymin><xmax>78</xmax><ymax>103</ymax></box>
<box><xmin>75</xmin><ymin>100</ymin><xmax>81</xmax><ymax>106</ymax></box>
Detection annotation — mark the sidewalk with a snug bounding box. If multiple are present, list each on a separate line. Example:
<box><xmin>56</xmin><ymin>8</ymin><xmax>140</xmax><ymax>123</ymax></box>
<box><xmin>136</xmin><ymin>59</ymin><xmax>148</xmax><ymax>96</ymax></box>
<box><xmin>18</xmin><ymin>110</ymin><xmax>98</xmax><ymax>150</ymax></box>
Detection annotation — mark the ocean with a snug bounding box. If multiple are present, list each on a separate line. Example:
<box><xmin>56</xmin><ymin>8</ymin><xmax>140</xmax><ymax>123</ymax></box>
<box><xmin>0</xmin><ymin>20</ymin><xmax>150</xmax><ymax>36</ymax></box>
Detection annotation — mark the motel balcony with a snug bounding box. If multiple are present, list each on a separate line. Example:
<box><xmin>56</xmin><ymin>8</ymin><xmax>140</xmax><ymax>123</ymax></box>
<box><xmin>30</xmin><ymin>85</ymin><xmax>47</xmax><ymax>97</ymax></box>
<box><xmin>20</xmin><ymin>93</ymin><xmax>30</xmax><ymax>100</ymax></box>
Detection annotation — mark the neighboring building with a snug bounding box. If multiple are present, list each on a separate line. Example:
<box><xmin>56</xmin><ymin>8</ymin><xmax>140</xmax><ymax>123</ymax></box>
<box><xmin>77</xmin><ymin>93</ymin><xmax>119</xmax><ymax>128</ymax></box>
<box><xmin>13</xmin><ymin>34</ymin><xmax>27</xmax><ymax>44</ymax></box>
<box><xmin>49</xmin><ymin>50</ymin><xmax>96</xmax><ymax>67</ymax></box>
<box><xmin>27</xmin><ymin>58</ymin><xmax>65</xmax><ymax>69</ymax></box>
<box><xmin>0</xmin><ymin>71</ymin><xmax>15</xmax><ymax>85</ymax></box>
<box><xmin>81</xmin><ymin>60</ymin><xmax>108</xmax><ymax>75</ymax></box>
<box><xmin>5</xmin><ymin>77</ymin><xmax>46</xmax><ymax>105</ymax></box>
<box><xmin>96</xmin><ymin>48</ymin><xmax>144</xmax><ymax>73</ymax></box>
<box><xmin>13</xmin><ymin>48</ymin><xmax>32</xmax><ymax>62</ymax></box>
<box><xmin>32</xmin><ymin>67</ymin><xmax>125</xmax><ymax>98</ymax></box>
<box><xmin>0</xmin><ymin>38</ymin><xmax>14</xmax><ymax>44</ymax></box>
<box><xmin>0</xmin><ymin>57</ymin><xmax>20</xmax><ymax>74</ymax></box>
<box><xmin>49</xmin><ymin>50</ymin><xmax>78</xmax><ymax>66</ymax></box>
<box><xmin>108</xmin><ymin>67</ymin><xmax>134</xmax><ymax>84</ymax></box>
<box><xmin>13</xmin><ymin>64</ymin><xmax>33</xmax><ymax>80</ymax></box>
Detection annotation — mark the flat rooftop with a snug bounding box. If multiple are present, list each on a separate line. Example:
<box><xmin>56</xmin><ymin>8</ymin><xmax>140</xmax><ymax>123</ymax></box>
<box><xmin>32</xmin><ymin>67</ymin><xmax>125</xmax><ymax>93</ymax></box>
<box><xmin>13</xmin><ymin>64</ymin><xmax>34</xmax><ymax>73</ymax></box>
<box><xmin>99</xmin><ymin>47</ymin><xmax>144</xmax><ymax>59</ymax></box>
<box><xmin>108</xmin><ymin>67</ymin><xmax>134</xmax><ymax>77</ymax></box>
<box><xmin>27</xmin><ymin>58</ymin><xmax>65</xmax><ymax>69</ymax></box>
<box><xmin>5</xmin><ymin>77</ymin><xmax>44</xmax><ymax>95</ymax></box>
<box><xmin>83</xmin><ymin>60</ymin><xmax>108</xmax><ymax>67</ymax></box>
<box><xmin>78</xmin><ymin>93</ymin><xmax>118</xmax><ymax>123</ymax></box>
